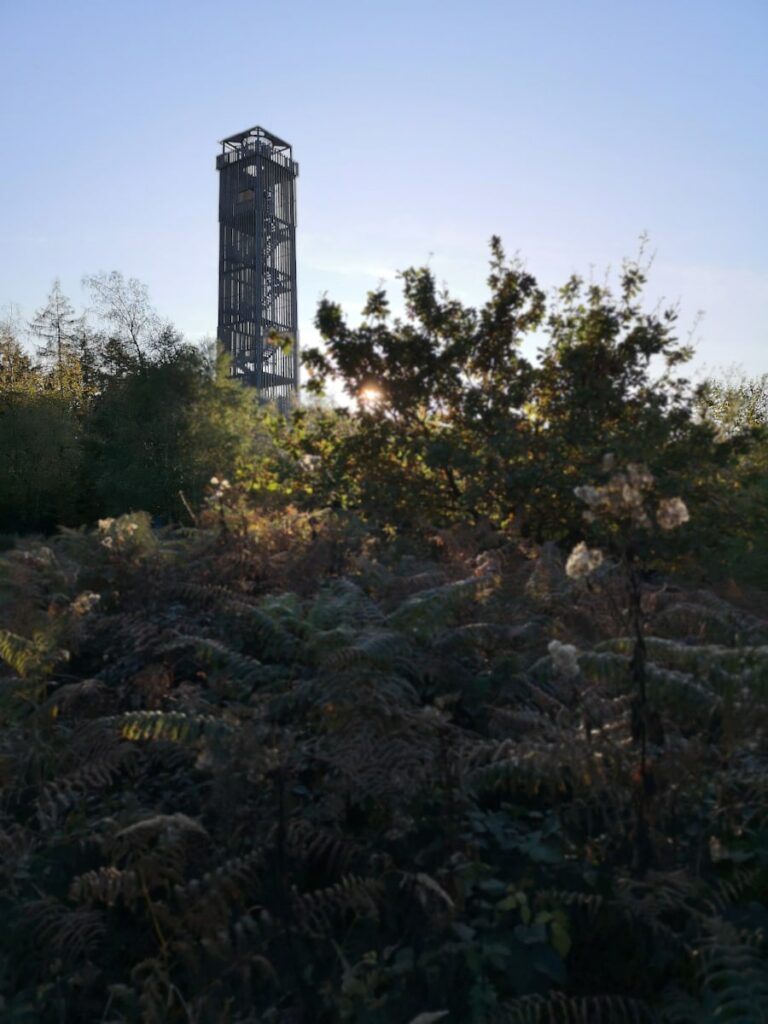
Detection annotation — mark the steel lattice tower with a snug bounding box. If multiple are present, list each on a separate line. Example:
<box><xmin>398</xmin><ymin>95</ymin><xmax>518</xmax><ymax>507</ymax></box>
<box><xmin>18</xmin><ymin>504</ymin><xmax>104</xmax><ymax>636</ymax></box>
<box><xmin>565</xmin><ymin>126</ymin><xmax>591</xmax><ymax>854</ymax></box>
<box><xmin>217</xmin><ymin>126</ymin><xmax>299</xmax><ymax>400</ymax></box>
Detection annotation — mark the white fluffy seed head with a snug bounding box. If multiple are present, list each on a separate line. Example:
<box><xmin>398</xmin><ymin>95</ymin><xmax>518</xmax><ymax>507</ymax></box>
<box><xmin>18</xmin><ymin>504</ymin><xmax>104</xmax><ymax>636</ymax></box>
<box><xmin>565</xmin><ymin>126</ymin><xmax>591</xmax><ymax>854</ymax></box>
<box><xmin>565</xmin><ymin>542</ymin><xmax>604</xmax><ymax>579</ymax></box>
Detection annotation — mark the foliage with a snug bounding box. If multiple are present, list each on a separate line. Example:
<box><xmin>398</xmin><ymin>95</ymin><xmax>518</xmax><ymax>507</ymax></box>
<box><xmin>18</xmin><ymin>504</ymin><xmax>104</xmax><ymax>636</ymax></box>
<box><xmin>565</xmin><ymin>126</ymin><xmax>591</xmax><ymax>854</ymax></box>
<box><xmin>294</xmin><ymin>240</ymin><xmax>742</xmax><ymax>548</ymax></box>
<box><xmin>1</xmin><ymin>279</ymin><xmax>272</xmax><ymax>531</ymax></box>
<box><xmin>0</xmin><ymin>314</ymin><xmax>82</xmax><ymax>530</ymax></box>
<box><xmin>695</xmin><ymin>373</ymin><xmax>768</xmax><ymax>587</ymax></box>
<box><xmin>1</xmin><ymin>245</ymin><xmax>766</xmax><ymax>1019</ymax></box>
<box><xmin>85</xmin><ymin>347</ymin><xmax>272</xmax><ymax>523</ymax></box>
<box><xmin>0</xmin><ymin>510</ymin><xmax>766</xmax><ymax>1022</ymax></box>
<box><xmin>3</xmin><ymin>251</ymin><xmax>766</xmax><ymax>590</ymax></box>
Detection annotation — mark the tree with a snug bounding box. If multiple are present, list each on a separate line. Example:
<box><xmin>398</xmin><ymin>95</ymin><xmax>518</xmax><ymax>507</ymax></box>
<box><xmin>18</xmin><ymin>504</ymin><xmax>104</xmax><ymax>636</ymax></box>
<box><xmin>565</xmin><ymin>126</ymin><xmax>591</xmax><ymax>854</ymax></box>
<box><xmin>29</xmin><ymin>280</ymin><xmax>85</xmax><ymax>395</ymax></box>
<box><xmin>298</xmin><ymin>239</ymin><xmax>731</xmax><ymax>541</ymax></box>
<box><xmin>699</xmin><ymin>372</ymin><xmax>768</xmax><ymax>439</ymax></box>
<box><xmin>0</xmin><ymin>311</ymin><xmax>80</xmax><ymax>530</ymax></box>
<box><xmin>518</xmin><ymin>258</ymin><xmax>719</xmax><ymax>540</ymax></box>
<box><xmin>694</xmin><ymin>373</ymin><xmax>768</xmax><ymax>584</ymax></box>
<box><xmin>300</xmin><ymin>240</ymin><xmax>543</xmax><ymax>527</ymax></box>
<box><xmin>86</xmin><ymin>346</ymin><xmax>272</xmax><ymax>522</ymax></box>
<box><xmin>83</xmin><ymin>271</ymin><xmax>160</xmax><ymax>373</ymax></box>
<box><xmin>0</xmin><ymin>392</ymin><xmax>81</xmax><ymax>531</ymax></box>
<box><xmin>0</xmin><ymin>312</ymin><xmax>39</xmax><ymax>396</ymax></box>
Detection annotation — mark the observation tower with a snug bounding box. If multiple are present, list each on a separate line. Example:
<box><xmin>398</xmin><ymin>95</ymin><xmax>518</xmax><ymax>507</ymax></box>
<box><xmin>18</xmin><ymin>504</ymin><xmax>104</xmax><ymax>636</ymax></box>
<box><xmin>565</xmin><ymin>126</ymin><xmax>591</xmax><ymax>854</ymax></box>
<box><xmin>216</xmin><ymin>126</ymin><xmax>299</xmax><ymax>401</ymax></box>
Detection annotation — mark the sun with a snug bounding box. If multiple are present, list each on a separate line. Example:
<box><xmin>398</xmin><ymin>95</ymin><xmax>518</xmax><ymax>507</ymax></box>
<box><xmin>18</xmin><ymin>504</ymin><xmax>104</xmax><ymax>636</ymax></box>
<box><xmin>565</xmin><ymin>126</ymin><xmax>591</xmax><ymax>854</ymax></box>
<box><xmin>358</xmin><ymin>385</ymin><xmax>383</xmax><ymax>408</ymax></box>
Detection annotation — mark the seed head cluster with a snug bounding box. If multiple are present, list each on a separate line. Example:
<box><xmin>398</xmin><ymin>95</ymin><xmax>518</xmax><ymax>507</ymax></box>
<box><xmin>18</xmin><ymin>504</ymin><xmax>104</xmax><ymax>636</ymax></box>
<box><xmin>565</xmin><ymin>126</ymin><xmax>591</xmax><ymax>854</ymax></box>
<box><xmin>565</xmin><ymin>541</ymin><xmax>604</xmax><ymax>580</ymax></box>
<box><xmin>547</xmin><ymin>639</ymin><xmax>581</xmax><ymax>679</ymax></box>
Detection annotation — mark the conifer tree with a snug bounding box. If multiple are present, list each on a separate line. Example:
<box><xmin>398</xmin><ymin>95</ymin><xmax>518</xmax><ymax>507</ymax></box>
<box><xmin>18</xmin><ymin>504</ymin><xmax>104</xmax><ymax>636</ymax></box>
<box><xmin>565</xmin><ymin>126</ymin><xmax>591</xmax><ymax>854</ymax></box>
<box><xmin>29</xmin><ymin>280</ymin><xmax>85</xmax><ymax>396</ymax></box>
<box><xmin>0</xmin><ymin>312</ymin><xmax>39</xmax><ymax>395</ymax></box>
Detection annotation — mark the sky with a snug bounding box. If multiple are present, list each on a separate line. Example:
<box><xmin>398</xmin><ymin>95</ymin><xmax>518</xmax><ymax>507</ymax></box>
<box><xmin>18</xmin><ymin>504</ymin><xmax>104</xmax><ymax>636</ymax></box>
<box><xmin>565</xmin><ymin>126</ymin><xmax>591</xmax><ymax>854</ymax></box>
<box><xmin>1</xmin><ymin>0</ymin><xmax>766</xmax><ymax>377</ymax></box>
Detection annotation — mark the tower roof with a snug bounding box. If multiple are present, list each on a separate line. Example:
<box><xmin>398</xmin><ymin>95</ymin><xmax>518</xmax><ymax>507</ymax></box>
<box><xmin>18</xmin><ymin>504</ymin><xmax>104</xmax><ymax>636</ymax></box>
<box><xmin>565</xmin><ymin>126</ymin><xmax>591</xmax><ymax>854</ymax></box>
<box><xmin>219</xmin><ymin>125</ymin><xmax>292</xmax><ymax>156</ymax></box>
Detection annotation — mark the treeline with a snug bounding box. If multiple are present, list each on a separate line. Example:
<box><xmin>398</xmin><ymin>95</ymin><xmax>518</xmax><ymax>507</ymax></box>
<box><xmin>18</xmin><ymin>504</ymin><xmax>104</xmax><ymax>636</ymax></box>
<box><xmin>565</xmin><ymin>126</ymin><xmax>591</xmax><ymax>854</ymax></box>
<box><xmin>2</xmin><ymin>244</ymin><xmax>767</xmax><ymax>584</ymax></box>
<box><xmin>0</xmin><ymin>274</ymin><xmax>268</xmax><ymax>533</ymax></box>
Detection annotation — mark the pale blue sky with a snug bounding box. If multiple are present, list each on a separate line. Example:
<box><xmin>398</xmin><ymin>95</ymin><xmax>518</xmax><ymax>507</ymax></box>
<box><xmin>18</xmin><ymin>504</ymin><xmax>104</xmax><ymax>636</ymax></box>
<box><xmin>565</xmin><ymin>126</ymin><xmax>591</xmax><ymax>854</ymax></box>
<box><xmin>1</xmin><ymin>0</ymin><xmax>765</xmax><ymax>375</ymax></box>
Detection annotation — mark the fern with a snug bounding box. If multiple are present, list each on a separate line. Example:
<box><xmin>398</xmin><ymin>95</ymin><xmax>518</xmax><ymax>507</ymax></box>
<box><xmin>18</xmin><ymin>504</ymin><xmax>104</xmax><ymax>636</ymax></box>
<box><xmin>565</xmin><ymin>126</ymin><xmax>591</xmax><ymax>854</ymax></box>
<box><xmin>23</xmin><ymin>897</ymin><xmax>106</xmax><ymax>962</ymax></box>
<box><xmin>285</xmin><ymin>819</ymin><xmax>362</xmax><ymax>881</ymax></box>
<box><xmin>172</xmin><ymin>847</ymin><xmax>263</xmax><ymax>931</ymax></box>
<box><xmin>169</xmin><ymin>581</ymin><xmax>299</xmax><ymax>660</ymax></box>
<box><xmin>387</xmin><ymin>574</ymin><xmax>493</xmax><ymax>638</ymax></box>
<box><xmin>0</xmin><ymin>627</ymin><xmax>67</xmax><ymax>682</ymax></box>
<box><xmin>2</xmin><ymin>508</ymin><xmax>767</xmax><ymax>1021</ymax></box>
<box><xmin>163</xmin><ymin>632</ymin><xmax>267</xmax><ymax>690</ymax></box>
<box><xmin>319</xmin><ymin>627</ymin><xmax>409</xmax><ymax>672</ymax></box>
<box><xmin>113</xmin><ymin>709</ymin><xmax>236</xmax><ymax>744</ymax></box>
<box><xmin>44</xmin><ymin>676</ymin><xmax>117</xmax><ymax>719</ymax></box>
<box><xmin>36</xmin><ymin>743</ymin><xmax>140</xmax><ymax>827</ymax></box>
<box><xmin>291</xmin><ymin>875</ymin><xmax>384</xmax><ymax>935</ymax></box>
<box><xmin>663</xmin><ymin>928</ymin><xmax>768</xmax><ymax>1023</ymax></box>
<box><xmin>70</xmin><ymin>865</ymin><xmax>141</xmax><ymax>908</ymax></box>
<box><xmin>496</xmin><ymin>993</ymin><xmax>654</xmax><ymax>1023</ymax></box>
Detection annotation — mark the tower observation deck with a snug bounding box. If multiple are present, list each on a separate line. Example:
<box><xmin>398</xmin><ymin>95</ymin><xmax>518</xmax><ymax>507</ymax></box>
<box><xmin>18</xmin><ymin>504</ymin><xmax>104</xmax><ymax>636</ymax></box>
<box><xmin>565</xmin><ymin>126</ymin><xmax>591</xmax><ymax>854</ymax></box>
<box><xmin>216</xmin><ymin>126</ymin><xmax>299</xmax><ymax>401</ymax></box>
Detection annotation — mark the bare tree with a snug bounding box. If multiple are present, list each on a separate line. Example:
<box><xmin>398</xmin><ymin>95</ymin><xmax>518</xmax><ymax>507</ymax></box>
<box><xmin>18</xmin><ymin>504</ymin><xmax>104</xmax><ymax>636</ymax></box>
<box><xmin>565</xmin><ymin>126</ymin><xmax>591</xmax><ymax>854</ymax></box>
<box><xmin>83</xmin><ymin>271</ymin><xmax>160</xmax><ymax>373</ymax></box>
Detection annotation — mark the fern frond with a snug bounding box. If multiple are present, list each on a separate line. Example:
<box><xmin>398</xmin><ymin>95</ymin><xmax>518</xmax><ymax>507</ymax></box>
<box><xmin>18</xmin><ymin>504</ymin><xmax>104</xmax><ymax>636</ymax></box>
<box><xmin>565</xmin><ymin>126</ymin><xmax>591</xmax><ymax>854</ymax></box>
<box><xmin>305</xmin><ymin>665</ymin><xmax>421</xmax><ymax>716</ymax></box>
<box><xmin>379</xmin><ymin>568</ymin><xmax>449</xmax><ymax>603</ymax></box>
<box><xmin>291</xmin><ymin>875</ymin><xmax>383</xmax><ymax>935</ymax></box>
<box><xmin>0</xmin><ymin>820</ymin><xmax>36</xmax><ymax>895</ymax></box>
<box><xmin>164</xmin><ymin>633</ymin><xmax>266</xmax><ymax>689</ymax></box>
<box><xmin>69</xmin><ymin>865</ymin><xmax>141</xmax><ymax>908</ymax></box>
<box><xmin>602</xmin><ymin>636</ymin><xmax>768</xmax><ymax>694</ymax></box>
<box><xmin>577</xmin><ymin>646</ymin><xmax>721</xmax><ymax>719</ymax></box>
<box><xmin>613</xmin><ymin>873</ymin><xmax>706</xmax><ymax>944</ymax></box>
<box><xmin>463</xmin><ymin>750</ymin><xmax>574</xmax><ymax>802</ymax></box>
<box><xmin>534</xmin><ymin>889</ymin><xmax>605</xmax><ymax>917</ymax></box>
<box><xmin>173</xmin><ymin>847</ymin><xmax>263</xmax><ymax>929</ymax></box>
<box><xmin>24</xmin><ymin>897</ymin><xmax>106</xmax><ymax>961</ymax></box>
<box><xmin>131</xmin><ymin>956</ymin><xmax>174</xmax><ymax>1024</ymax></box>
<box><xmin>103</xmin><ymin>813</ymin><xmax>210</xmax><ymax>890</ymax></box>
<box><xmin>36</xmin><ymin>743</ymin><xmax>140</xmax><ymax>827</ymax></box>
<box><xmin>114</xmin><ymin>812</ymin><xmax>209</xmax><ymax>851</ymax></box>
<box><xmin>169</xmin><ymin>582</ymin><xmax>298</xmax><ymax>659</ymax></box>
<box><xmin>320</xmin><ymin>628</ymin><xmax>409</xmax><ymax>672</ymax></box>
<box><xmin>193</xmin><ymin>908</ymin><xmax>276</xmax><ymax>980</ymax></box>
<box><xmin>387</xmin><ymin>574</ymin><xmax>490</xmax><ymax>637</ymax></box>
<box><xmin>495</xmin><ymin>992</ymin><xmax>653</xmax><ymax>1023</ymax></box>
<box><xmin>460</xmin><ymin>736</ymin><xmax>622</xmax><ymax>806</ymax></box>
<box><xmin>401</xmin><ymin>871</ymin><xmax>455</xmax><ymax>912</ymax></box>
<box><xmin>307</xmin><ymin>578</ymin><xmax>381</xmax><ymax>631</ymax></box>
<box><xmin>44</xmin><ymin>677</ymin><xmax>117</xmax><ymax>719</ymax></box>
<box><xmin>650</xmin><ymin>591</ymin><xmax>766</xmax><ymax>645</ymax></box>
<box><xmin>0</xmin><ymin>627</ymin><xmax>67</xmax><ymax>681</ymax></box>
<box><xmin>691</xmin><ymin>928</ymin><xmax>768</xmax><ymax>1023</ymax></box>
<box><xmin>285</xmin><ymin>819</ymin><xmax>362</xmax><ymax>880</ymax></box>
<box><xmin>112</xmin><ymin>709</ymin><xmax>236</xmax><ymax>745</ymax></box>
<box><xmin>706</xmin><ymin>867</ymin><xmax>763</xmax><ymax>915</ymax></box>
<box><xmin>486</xmin><ymin>706</ymin><xmax>562</xmax><ymax>742</ymax></box>
<box><xmin>571</xmin><ymin>650</ymin><xmax>629</xmax><ymax>688</ymax></box>
<box><xmin>315</xmin><ymin>719</ymin><xmax>439</xmax><ymax>801</ymax></box>
<box><xmin>434</xmin><ymin>621</ymin><xmax>530</xmax><ymax>657</ymax></box>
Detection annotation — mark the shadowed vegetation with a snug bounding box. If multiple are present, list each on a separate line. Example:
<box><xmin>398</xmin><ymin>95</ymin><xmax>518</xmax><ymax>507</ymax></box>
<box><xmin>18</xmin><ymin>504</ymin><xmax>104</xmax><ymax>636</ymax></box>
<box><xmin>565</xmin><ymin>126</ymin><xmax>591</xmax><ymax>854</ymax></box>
<box><xmin>0</xmin><ymin>244</ymin><xmax>766</xmax><ymax>1021</ymax></box>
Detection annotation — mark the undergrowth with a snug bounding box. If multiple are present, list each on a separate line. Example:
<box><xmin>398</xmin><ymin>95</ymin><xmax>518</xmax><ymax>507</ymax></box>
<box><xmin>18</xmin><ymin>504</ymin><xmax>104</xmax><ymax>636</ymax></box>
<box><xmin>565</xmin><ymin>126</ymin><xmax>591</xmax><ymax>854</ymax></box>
<box><xmin>0</xmin><ymin>509</ymin><xmax>766</xmax><ymax>1023</ymax></box>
